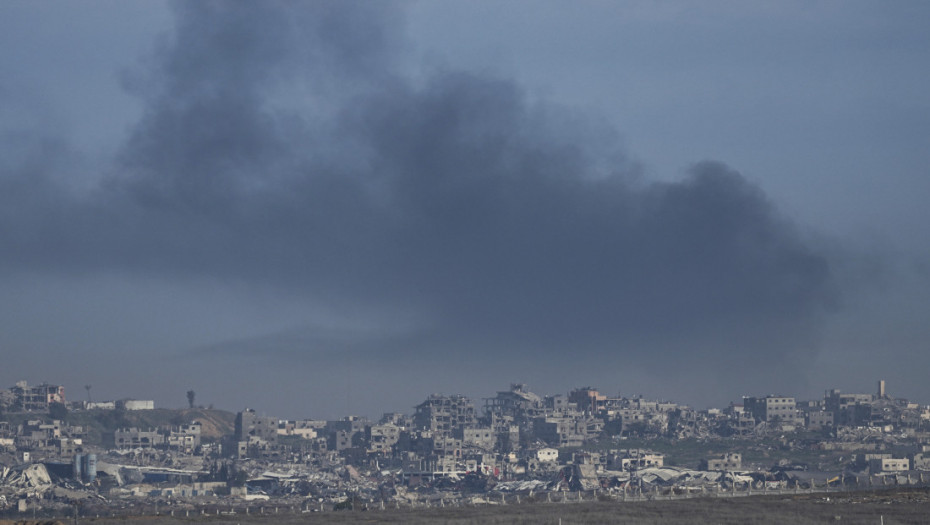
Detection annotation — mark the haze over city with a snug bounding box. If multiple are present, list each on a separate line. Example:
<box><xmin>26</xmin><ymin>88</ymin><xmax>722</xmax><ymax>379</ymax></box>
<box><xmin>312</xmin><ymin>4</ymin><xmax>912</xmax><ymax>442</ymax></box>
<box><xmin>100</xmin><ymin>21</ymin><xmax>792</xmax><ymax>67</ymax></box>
<box><xmin>1</xmin><ymin>1</ymin><xmax>929</xmax><ymax>419</ymax></box>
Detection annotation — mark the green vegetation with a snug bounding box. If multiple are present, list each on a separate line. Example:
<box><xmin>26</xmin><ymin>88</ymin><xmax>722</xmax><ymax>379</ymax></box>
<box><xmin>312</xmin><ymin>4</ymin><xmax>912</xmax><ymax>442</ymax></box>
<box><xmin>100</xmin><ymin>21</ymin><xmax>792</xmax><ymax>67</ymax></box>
<box><xmin>48</xmin><ymin>402</ymin><xmax>68</xmax><ymax>421</ymax></box>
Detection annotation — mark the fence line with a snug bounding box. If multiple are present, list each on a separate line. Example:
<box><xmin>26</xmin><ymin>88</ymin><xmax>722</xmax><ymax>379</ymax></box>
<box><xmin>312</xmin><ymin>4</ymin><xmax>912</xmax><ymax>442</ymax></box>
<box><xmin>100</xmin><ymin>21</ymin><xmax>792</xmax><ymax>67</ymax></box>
<box><xmin>5</xmin><ymin>473</ymin><xmax>929</xmax><ymax>521</ymax></box>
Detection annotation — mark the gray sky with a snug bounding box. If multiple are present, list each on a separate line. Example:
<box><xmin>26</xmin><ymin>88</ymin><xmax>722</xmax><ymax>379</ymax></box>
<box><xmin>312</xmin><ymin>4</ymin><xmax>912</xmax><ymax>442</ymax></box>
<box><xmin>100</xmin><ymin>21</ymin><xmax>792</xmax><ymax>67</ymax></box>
<box><xmin>1</xmin><ymin>1</ymin><xmax>928</xmax><ymax>418</ymax></box>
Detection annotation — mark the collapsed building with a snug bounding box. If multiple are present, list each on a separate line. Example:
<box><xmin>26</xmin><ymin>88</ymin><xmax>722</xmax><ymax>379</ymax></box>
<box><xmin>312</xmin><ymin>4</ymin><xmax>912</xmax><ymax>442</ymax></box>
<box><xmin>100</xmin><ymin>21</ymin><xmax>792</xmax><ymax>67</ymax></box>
<box><xmin>3</xmin><ymin>378</ymin><xmax>930</xmax><ymax>514</ymax></box>
<box><xmin>7</xmin><ymin>382</ymin><xmax>66</xmax><ymax>412</ymax></box>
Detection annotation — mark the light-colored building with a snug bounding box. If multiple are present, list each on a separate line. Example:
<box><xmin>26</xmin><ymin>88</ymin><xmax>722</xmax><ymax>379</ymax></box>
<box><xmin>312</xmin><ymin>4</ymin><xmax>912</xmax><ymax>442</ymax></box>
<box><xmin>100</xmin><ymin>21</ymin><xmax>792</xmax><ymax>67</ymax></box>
<box><xmin>278</xmin><ymin>419</ymin><xmax>324</xmax><ymax>439</ymax></box>
<box><xmin>167</xmin><ymin>422</ymin><xmax>202</xmax><ymax>453</ymax></box>
<box><xmin>609</xmin><ymin>450</ymin><xmax>665</xmax><ymax>470</ymax></box>
<box><xmin>806</xmin><ymin>411</ymin><xmax>834</xmax><ymax>430</ymax></box>
<box><xmin>414</xmin><ymin>394</ymin><xmax>478</xmax><ymax>438</ymax></box>
<box><xmin>704</xmin><ymin>452</ymin><xmax>741</xmax><ymax>471</ymax></box>
<box><xmin>536</xmin><ymin>447</ymin><xmax>559</xmax><ymax>463</ymax></box>
<box><xmin>121</xmin><ymin>400</ymin><xmax>154</xmax><ymax>411</ymax></box>
<box><xmin>235</xmin><ymin>409</ymin><xmax>278</xmax><ymax>443</ymax></box>
<box><xmin>744</xmin><ymin>396</ymin><xmax>797</xmax><ymax>423</ymax></box>
<box><xmin>367</xmin><ymin>423</ymin><xmax>400</xmax><ymax>453</ymax></box>
<box><xmin>824</xmin><ymin>389</ymin><xmax>873</xmax><ymax>426</ymax></box>
<box><xmin>114</xmin><ymin>428</ymin><xmax>165</xmax><ymax>449</ymax></box>
<box><xmin>85</xmin><ymin>401</ymin><xmax>116</xmax><ymax>410</ymax></box>
<box><xmin>533</xmin><ymin>416</ymin><xmax>586</xmax><ymax>448</ymax></box>
<box><xmin>568</xmin><ymin>388</ymin><xmax>607</xmax><ymax>413</ymax></box>
<box><xmin>869</xmin><ymin>457</ymin><xmax>910</xmax><ymax>473</ymax></box>
<box><xmin>10</xmin><ymin>381</ymin><xmax>66</xmax><ymax>411</ymax></box>
<box><xmin>460</xmin><ymin>427</ymin><xmax>496</xmax><ymax>450</ymax></box>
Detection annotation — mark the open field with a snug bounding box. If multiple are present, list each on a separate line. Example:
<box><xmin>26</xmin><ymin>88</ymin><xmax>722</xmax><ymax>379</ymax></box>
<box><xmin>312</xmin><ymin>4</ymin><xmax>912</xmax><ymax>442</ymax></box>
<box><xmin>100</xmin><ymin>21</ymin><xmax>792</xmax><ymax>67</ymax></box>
<box><xmin>11</xmin><ymin>488</ymin><xmax>928</xmax><ymax>525</ymax></box>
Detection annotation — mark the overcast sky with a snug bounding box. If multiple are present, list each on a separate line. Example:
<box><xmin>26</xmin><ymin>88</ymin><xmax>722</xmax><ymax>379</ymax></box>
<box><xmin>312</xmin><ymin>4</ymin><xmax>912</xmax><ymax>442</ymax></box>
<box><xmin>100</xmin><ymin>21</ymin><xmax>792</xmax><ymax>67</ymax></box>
<box><xmin>1</xmin><ymin>1</ymin><xmax>928</xmax><ymax>418</ymax></box>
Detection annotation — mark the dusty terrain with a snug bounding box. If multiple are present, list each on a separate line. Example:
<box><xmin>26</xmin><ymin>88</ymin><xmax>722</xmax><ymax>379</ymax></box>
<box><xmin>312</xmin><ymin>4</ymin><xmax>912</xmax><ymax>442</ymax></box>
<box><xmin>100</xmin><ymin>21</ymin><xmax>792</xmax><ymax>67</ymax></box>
<box><xmin>11</xmin><ymin>488</ymin><xmax>926</xmax><ymax>525</ymax></box>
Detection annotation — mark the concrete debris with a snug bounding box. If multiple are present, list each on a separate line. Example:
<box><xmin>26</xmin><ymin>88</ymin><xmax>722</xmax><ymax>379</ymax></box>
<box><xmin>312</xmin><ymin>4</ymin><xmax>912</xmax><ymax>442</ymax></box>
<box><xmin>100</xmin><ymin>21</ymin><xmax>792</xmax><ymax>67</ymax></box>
<box><xmin>1</xmin><ymin>464</ymin><xmax>52</xmax><ymax>489</ymax></box>
<box><xmin>344</xmin><ymin>465</ymin><xmax>363</xmax><ymax>483</ymax></box>
<box><xmin>492</xmin><ymin>480</ymin><xmax>548</xmax><ymax>493</ymax></box>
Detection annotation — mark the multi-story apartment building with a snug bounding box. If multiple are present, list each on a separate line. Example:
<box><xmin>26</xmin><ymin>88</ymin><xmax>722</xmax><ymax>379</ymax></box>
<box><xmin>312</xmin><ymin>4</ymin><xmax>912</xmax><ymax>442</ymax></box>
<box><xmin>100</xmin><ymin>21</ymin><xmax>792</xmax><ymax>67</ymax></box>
<box><xmin>743</xmin><ymin>396</ymin><xmax>797</xmax><ymax>424</ymax></box>
<box><xmin>414</xmin><ymin>394</ymin><xmax>477</xmax><ymax>437</ymax></box>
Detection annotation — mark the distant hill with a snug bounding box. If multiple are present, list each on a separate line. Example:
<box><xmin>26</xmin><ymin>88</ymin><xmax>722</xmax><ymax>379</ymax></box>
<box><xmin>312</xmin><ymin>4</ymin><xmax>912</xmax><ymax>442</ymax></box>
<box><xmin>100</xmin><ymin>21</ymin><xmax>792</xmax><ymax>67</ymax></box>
<box><xmin>1</xmin><ymin>407</ymin><xmax>236</xmax><ymax>447</ymax></box>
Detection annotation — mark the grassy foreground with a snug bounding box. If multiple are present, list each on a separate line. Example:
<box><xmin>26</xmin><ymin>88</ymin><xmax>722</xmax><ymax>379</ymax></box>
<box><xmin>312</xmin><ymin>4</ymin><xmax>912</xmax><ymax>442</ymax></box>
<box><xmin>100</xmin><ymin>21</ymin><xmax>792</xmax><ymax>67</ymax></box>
<box><xmin>40</xmin><ymin>488</ymin><xmax>930</xmax><ymax>525</ymax></box>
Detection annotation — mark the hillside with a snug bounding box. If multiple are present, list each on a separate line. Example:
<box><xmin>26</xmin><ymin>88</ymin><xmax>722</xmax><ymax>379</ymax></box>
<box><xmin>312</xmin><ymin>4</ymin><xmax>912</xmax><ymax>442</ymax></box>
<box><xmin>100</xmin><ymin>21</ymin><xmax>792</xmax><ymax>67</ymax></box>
<box><xmin>1</xmin><ymin>407</ymin><xmax>236</xmax><ymax>447</ymax></box>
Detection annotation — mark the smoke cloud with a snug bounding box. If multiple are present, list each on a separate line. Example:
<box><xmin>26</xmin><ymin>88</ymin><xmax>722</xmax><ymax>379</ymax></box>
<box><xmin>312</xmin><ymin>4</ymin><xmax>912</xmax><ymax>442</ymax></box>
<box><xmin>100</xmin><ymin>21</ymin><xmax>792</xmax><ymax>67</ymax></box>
<box><xmin>0</xmin><ymin>1</ymin><xmax>840</xmax><ymax>409</ymax></box>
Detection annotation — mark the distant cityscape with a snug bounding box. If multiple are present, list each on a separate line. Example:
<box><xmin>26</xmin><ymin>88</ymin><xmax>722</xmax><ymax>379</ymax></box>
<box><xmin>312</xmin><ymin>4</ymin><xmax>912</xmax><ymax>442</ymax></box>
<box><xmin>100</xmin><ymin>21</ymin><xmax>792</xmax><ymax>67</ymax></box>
<box><xmin>2</xmin><ymin>378</ymin><xmax>929</xmax><ymax>516</ymax></box>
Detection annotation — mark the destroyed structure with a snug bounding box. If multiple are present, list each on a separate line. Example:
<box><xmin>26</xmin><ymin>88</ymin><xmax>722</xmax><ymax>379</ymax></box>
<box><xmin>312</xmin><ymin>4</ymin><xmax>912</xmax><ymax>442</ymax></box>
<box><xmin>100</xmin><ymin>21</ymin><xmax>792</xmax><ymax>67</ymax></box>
<box><xmin>2</xmin><ymin>379</ymin><xmax>930</xmax><ymax>516</ymax></box>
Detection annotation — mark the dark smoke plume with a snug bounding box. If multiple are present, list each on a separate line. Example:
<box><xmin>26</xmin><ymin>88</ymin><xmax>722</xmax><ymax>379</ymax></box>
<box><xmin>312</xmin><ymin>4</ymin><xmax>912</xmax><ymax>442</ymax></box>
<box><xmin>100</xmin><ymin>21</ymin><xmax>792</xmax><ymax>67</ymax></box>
<box><xmin>0</xmin><ymin>1</ymin><xmax>837</xmax><ymax>393</ymax></box>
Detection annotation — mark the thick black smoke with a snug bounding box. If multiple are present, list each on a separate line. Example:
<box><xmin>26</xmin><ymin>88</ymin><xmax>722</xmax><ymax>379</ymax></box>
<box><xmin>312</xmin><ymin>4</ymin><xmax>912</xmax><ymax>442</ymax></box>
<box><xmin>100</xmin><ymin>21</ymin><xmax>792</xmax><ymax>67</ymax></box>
<box><xmin>0</xmin><ymin>1</ymin><xmax>836</xmax><ymax>386</ymax></box>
